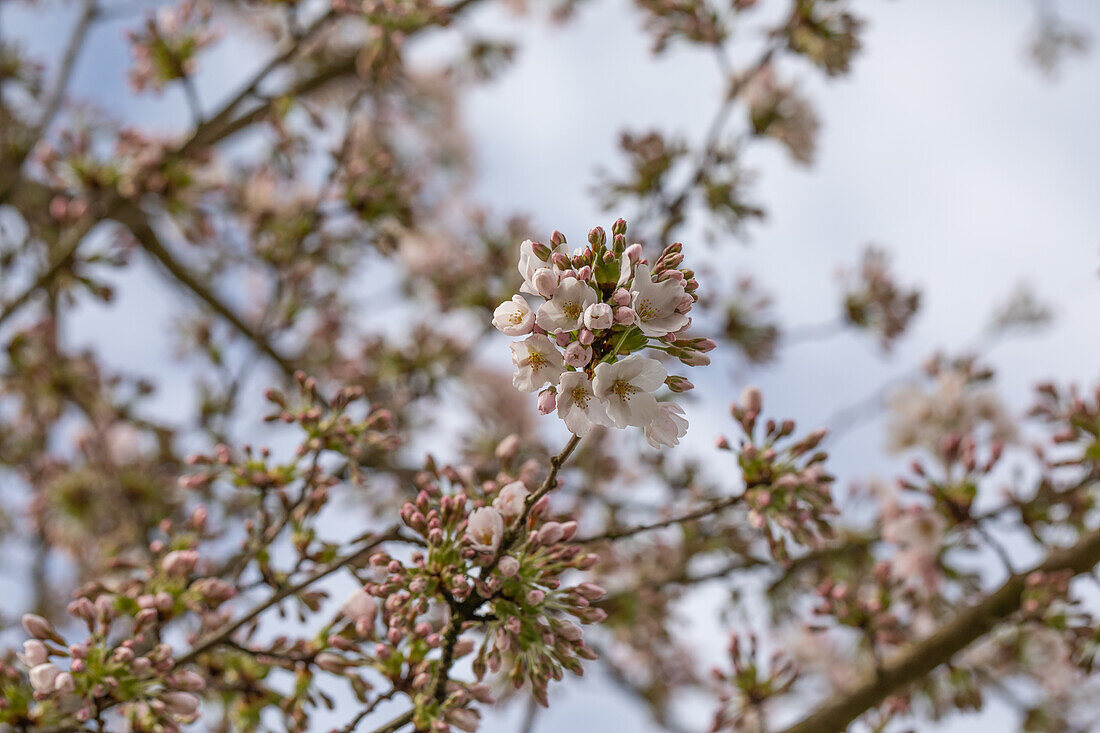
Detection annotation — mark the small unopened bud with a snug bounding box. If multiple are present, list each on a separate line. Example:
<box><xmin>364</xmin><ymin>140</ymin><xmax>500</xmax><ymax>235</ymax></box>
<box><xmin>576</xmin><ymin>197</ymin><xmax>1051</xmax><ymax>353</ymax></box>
<box><xmin>538</xmin><ymin>389</ymin><xmax>556</xmax><ymax>415</ymax></box>
<box><xmin>22</xmin><ymin>614</ymin><xmax>55</xmax><ymax>641</ymax></box>
<box><xmin>495</xmin><ymin>434</ymin><xmax>521</xmax><ymax>462</ymax></box>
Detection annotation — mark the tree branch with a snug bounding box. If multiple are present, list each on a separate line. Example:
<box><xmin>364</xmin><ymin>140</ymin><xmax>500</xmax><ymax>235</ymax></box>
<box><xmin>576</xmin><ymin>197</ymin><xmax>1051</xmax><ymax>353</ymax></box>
<box><xmin>175</xmin><ymin>527</ymin><xmax>399</xmax><ymax>667</ymax></box>
<box><xmin>776</xmin><ymin>526</ymin><xmax>1100</xmax><ymax>733</ymax></box>
<box><xmin>114</xmin><ymin>203</ymin><xmax>301</xmax><ymax>380</ymax></box>
<box><xmin>574</xmin><ymin>493</ymin><xmax>744</xmax><ymax>544</ymax></box>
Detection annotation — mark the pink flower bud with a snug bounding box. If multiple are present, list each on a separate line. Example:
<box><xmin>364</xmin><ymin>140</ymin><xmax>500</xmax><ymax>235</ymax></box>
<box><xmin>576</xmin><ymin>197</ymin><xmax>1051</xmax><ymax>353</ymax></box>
<box><xmin>21</xmin><ymin>640</ymin><xmax>48</xmax><ymax>667</ymax></box>
<box><xmin>494</xmin><ymin>434</ymin><xmax>521</xmax><ymax>462</ymax></box>
<box><xmin>578</xmin><ymin>328</ymin><xmax>595</xmax><ymax>346</ymax></box>
<box><xmin>499</xmin><ymin>556</ymin><xmax>520</xmax><ymax>577</ymax></box>
<box><xmin>583</xmin><ymin>303</ymin><xmax>613</xmax><ymax>331</ymax></box>
<box><xmin>161</xmin><ymin>691</ymin><xmax>201</xmax><ymax>720</ymax></box>
<box><xmin>538</xmin><ymin>521</ymin><xmax>564</xmax><ymax>545</ymax></box>
<box><xmin>577</xmin><ymin>265</ymin><xmax>592</xmax><ymax>281</ymax></box>
<box><xmin>740</xmin><ymin>385</ymin><xmax>763</xmax><ymax>414</ymax></box>
<box><xmin>614</xmin><ymin>306</ymin><xmax>636</xmax><ymax>325</ymax></box>
<box><xmin>624</xmin><ymin>243</ymin><xmax>642</xmax><ymax>263</ymax></box>
<box><xmin>675</xmin><ymin>293</ymin><xmax>694</xmax><ymax>314</ymax></box>
<box><xmin>555</xmin><ymin>332</ymin><xmax>571</xmax><ymax>348</ymax></box>
<box><xmin>611</xmin><ymin>288</ymin><xmax>631</xmax><ymax>306</ymax></box>
<box><xmin>161</xmin><ymin>550</ymin><xmax>198</xmax><ymax>576</ymax></box>
<box><xmin>532</xmin><ymin>267</ymin><xmax>559</xmax><ymax>298</ymax></box>
<box><xmin>526</xmin><ymin>589</ymin><xmax>545</xmax><ymax>605</ymax></box>
<box><xmin>54</xmin><ymin>672</ymin><xmax>76</xmax><ymax>693</ymax></box>
<box><xmin>22</xmin><ymin>614</ymin><xmax>54</xmax><ymax>640</ymax></box>
<box><xmin>563</xmin><ymin>342</ymin><xmax>592</xmax><ymax>368</ymax></box>
<box><xmin>537</xmin><ymin>389</ymin><xmax>556</xmax><ymax>415</ymax></box>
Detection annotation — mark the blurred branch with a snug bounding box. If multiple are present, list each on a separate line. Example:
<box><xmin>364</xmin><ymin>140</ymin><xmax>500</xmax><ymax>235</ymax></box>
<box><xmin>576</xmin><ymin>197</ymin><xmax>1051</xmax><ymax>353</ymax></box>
<box><xmin>115</xmin><ymin>203</ymin><xmax>301</xmax><ymax>380</ymax></box>
<box><xmin>175</xmin><ymin>527</ymin><xmax>400</xmax><ymax>667</ymax></box>
<box><xmin>575</xmin><ymin>493</ymin><xmax>745</xmax><ymax>544</ymax></box>
<box><xmin>776</xmin><ymin>525</ymin><xmax>1100</xmax><ymax>733</ymax></box>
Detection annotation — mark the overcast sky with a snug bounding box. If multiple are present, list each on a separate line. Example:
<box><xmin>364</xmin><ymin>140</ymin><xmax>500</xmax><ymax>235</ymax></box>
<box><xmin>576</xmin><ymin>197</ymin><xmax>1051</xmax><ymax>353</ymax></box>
<box><xmin>3</xmin><ymin>0</ymin><xmax>1100</xmax><ymax>730</ymax></box>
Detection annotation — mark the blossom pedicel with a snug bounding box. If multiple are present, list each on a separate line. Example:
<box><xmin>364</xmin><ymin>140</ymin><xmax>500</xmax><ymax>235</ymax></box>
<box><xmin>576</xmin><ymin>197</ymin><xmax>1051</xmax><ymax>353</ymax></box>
<box><xmin>493</xmin><ymin>220</ymin><xmax>711</xmax><ymax>448</ymax></box>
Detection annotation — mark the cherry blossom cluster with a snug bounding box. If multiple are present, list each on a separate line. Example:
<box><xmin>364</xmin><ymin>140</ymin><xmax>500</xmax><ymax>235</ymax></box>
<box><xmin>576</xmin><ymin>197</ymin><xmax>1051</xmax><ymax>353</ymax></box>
<box><xmin>126</xmin><ymin>0</ymin><xmax>218</xmax><ymax>93</ymax></box>
<box><xmin>716</xmin><ymin>387</ymin><xmax>835</xmax><ymax>562</ymax></box>
<box><xmin>7</xmin><ymin>509</ymin><xmax>222</xmax><ymax>731</ymax></box>
<box><xmin>348</xmin><ymin>461</ymin><xmax>605</xmax><ymax>729</ymax></box>
<box><xmin>708</xmin><ymin>633</ymin><xmax>798</xmax><ymax>733</ymax></box>
<box><xmin>493</xmin><ymin>219</ymin><xmax>713</xmax><ymax>447</ymax></box>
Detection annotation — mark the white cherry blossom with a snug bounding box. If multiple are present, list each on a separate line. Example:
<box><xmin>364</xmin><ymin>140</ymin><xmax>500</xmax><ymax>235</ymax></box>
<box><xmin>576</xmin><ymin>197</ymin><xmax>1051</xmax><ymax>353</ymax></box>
<box><xmin>536</xmin><ymin>277</ymin><xmax>597</xmax><ymax>334</ymax></box>
<box><xmin>492</xmin><ymin>295</ymin><xmax>535</xmax><ymax>336</ymax></box>
<box><xmin>518</xmin><ymin>239</ymin><xmax>564</xmax><ymax>296</ymax></box>
<box><xmin>510</xmin><ymin>334</ymin><xmax>565</xmax><ymax>393</ymax></box>
<box><xmin>583</xmin><ymin>302</ymin><xmax>613</xmax><ymax>331</ymax></box>
<box><xmin>557</xmin><ymin>371</ymin><xmax>612</xmax><ymax>436</ymax></box>
<box><xmin>644</xmin><ymin>402</ymin><xmax>689</xmax><ymax>448</ymax></box>
<box><xmin>592</xmin><ymin>354</ymin><xmax>666</xmax><ymax>428</ymax></box>
<box><xmin>630</xmin><ymin>263</ymin><xmax>689</xmax><ymax>337</ymax></box>
<box><xmin>493</xmin><ymin>481</ymin><xmax>530</xmax><ymax>517</ymax></box>
<box><xmin>466</xmin><ymin>506</ymin><xmax>504</xmax><ymax>552</ymax></box>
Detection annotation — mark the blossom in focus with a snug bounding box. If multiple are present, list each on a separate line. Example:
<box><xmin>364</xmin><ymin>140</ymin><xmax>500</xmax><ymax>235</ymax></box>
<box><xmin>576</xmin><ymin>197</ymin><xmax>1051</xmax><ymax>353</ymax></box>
<box><xmin>629</xmin><ymin>263</ymin><xmax>689</xmax><ymax>337</ymax></box>
<box><xmin>496</xmin><ymin>223</ymin><xmax>708</xmax><ymax>447</ymax></box>
<box><xmin>557</xmin><ymin>371</ymin><xmax>611</xmax><ymax>437</ymax></box>
<box><xmin>492</xmin><ymin>295</ymin><xmax>535</xmax><ymax>336</ymax></box>
<box><xmin>592</xmin><ymin>354</ymin><xmax>666</xmax><ymax>428</ymax></box>
<box><xmin>510</xmin><ymin>334</ymin><xmax>565</xmax><ymax>392</ymax></box>
<box><xmin>536</xmin><ymin>277</ymin><xmax>598</xmax><ymax>334</ymax></box>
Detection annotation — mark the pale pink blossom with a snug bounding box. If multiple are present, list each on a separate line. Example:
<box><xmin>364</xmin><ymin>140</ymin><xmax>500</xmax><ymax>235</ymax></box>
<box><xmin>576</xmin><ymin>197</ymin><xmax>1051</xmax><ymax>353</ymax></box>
<box><xmin>563</xmin><ymin>342</ymin><xmax>592</xmax><ymax>368</ymax></box>
<box><xmin>536</xmin><ymin>277</ymin><xmax>597</xmax><ymax>334</ymax></box>
<box><xmin>340</xmin><ymin>589</ymin><xmax>378</xmax><ymax>634</ymax></box>
<box><xmin>492</xmin><ymin>295</ymin><xmax>535</xmax><ymax>336</ymax></box>
<box><xmin>592</xmin><ymin>354</ymin><xmax>666</xmax><ymax>428</ymax></box>
<box><xmin>493</xmin><ymin>481</ymin><xmax>529</xmax><ymax>517</ymax></box>
<box><xmin>21</xmin><ymin>640</ymin><xmax>47</xmax><ymax>667</ymax></box>
<box><xmin>29</xmin><ymin>663</ymin><xmax>61</xmax><ymax>693</ymax></box>
<box><xmin>509</xmin><ymin>335</ymin><xmax>565</xmax><ymax>393</ymax></box>
<box><xmin>466</xmin><ymin>507</ymin><xmax>504</xmax><ymax>552</ymax></box>
<box><xmin>557</xmin><ymin>371</ymin><xmax>611</xmax><ymax>436</ymax></box>
<box><xmin>644</xmin><ymin>402</ymin><xmax>689</xmax><ymax>448</ymax></box>
<box><xmin>630</xmin><ymin>263</ymin><xmax>689</xmax><ymax>337</ymax></box>
<box><xmin>583</xmin><ymin>302</ymin><xmax>613</xmax><ymax>331</ymax></box>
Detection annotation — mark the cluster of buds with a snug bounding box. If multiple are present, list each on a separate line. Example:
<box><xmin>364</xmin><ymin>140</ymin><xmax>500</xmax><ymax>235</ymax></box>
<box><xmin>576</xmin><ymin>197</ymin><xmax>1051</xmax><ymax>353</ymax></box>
<box><xmin>708</xmin><ymin>633</ymin><xmax>799</xmax><ymax>733</ymax></box>
<box><xmin>810</xmin><ymin>565</ymin><xmax>907</xmax><ymax>649</ymax></box>
<box><xmin>493</xmin><ymin>219</ymin><xmax>713</xmax><ymax>448</ymax></box>
<box><xmin>127</xmin><ymin>0</ymin><xmax>218</xmax><ymax>93</ymax></box>
<box><xmin>899</xmin><ymin>432</ymin><xmax>1005</xmax><ymax>521</ymax></box>
<box><xmin>12</xmin><ymin>606</ymin><xmax>204</xmax><ymax>731</ymax></box>
<box><xmin>182</xmin><ymin>374</ymin><xmax>398</xmax><ymax>492</ymax></box>
<box><xmin>340</xmin><ymin>454</ymin><xmax>605</xmax><ymax>727</ymax></box>
<box><xmin>840</xmin><ymin>247</ymin><xmax>921</xmax><ymax>350</ymax></box>
<box><xmin>717</xmin><ymin>386</ymin><xmax>835</xmax><ymax>562</ymax></box>
<box><xmin>5</xmin><ymin>506</ymin><xmax>234</xmax><ymax>730</ymax></box>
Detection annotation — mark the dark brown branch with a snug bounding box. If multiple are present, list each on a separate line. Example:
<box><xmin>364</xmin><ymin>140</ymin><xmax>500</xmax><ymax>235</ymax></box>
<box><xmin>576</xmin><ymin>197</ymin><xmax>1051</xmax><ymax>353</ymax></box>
<box><xmin>115</xmin><ymin>203</ymin><xmax>301</xmax><ymax>380</ymax></box>
<box><xmin>776</xmin><ymin>526</ymin><xmax>1100</xmax><ymax>733</ymax></box>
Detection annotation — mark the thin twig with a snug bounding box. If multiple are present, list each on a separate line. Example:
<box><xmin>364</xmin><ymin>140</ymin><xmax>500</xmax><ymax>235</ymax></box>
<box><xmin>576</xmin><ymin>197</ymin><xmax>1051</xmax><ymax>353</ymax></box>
<box><xmin>175</xmin><ymin>528</ymin><xmax>398</xmax><ymax>667</ymax></box>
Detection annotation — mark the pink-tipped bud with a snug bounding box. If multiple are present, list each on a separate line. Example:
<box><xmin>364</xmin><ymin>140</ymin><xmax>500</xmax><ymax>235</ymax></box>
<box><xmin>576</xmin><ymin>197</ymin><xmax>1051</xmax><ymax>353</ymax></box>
<box><xmin>740</xmin><ymin>385</ymin><xmax>763</xmax><ymax>414</ymax></box>
<box><xmin>538</xmin><ymin>389</ymin><xmax>556</xmax><ymax>415</ymax></box>
<box><xmin>22</xmin><ymin>614</ymin><xmax>55</xmax><ymax>640</ymax></box>
<box><xmin>613</xmin><ymin>307</ymin><xmax>636</xmax><ymax>325</ymax></box>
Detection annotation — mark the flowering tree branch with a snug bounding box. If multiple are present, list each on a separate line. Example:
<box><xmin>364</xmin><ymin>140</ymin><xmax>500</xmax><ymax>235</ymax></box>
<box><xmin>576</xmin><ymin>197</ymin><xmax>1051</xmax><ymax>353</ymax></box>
<box><xmin>778</xmin><ymin>526</ymin><xmax>1100</xmax><ymax>733</ymax></box>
